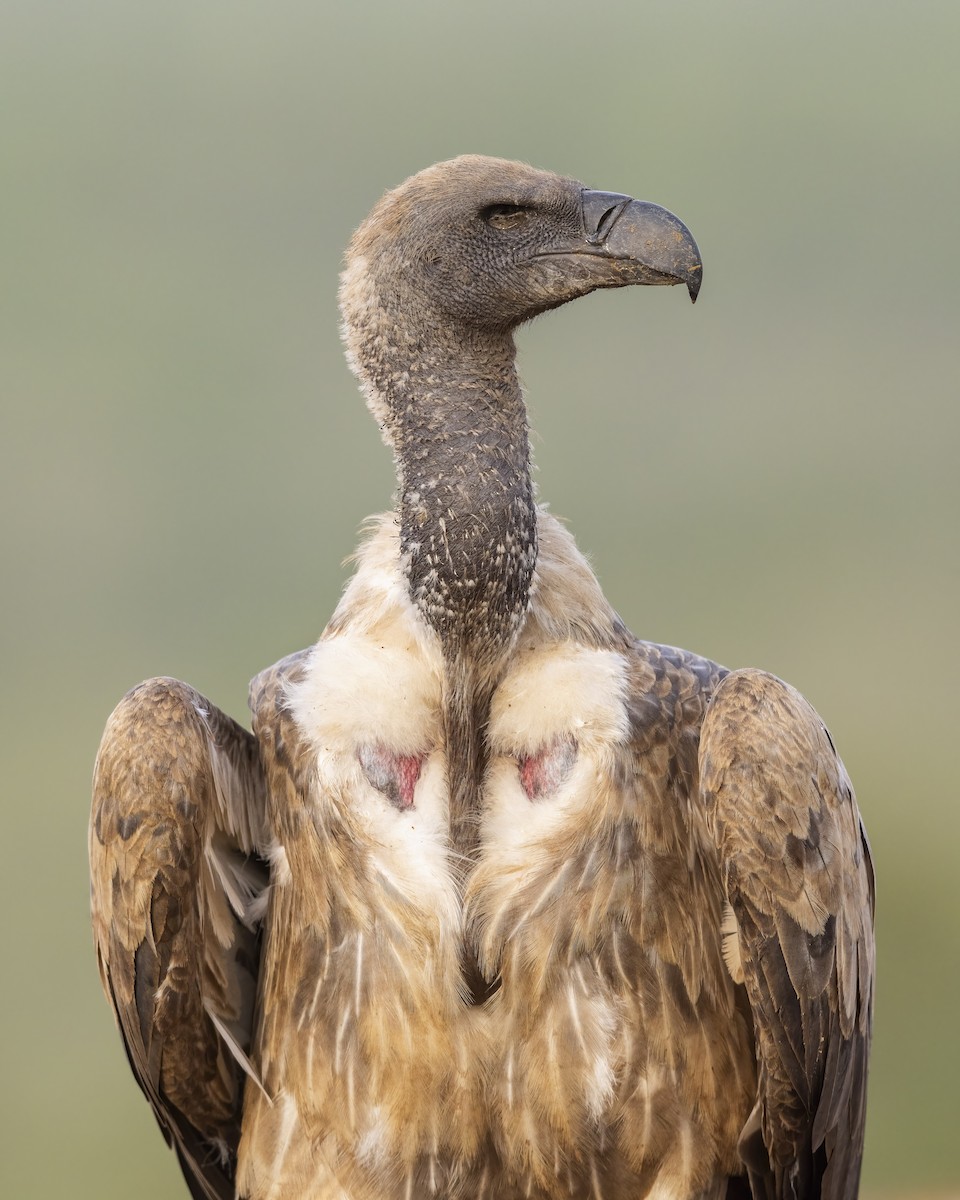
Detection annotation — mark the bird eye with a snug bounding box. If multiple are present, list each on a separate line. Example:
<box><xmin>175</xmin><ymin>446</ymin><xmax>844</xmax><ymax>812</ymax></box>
<box><xmin>480</xmin><ymin>203</ymin><xmax>533</xmax><ymax>229</ymax></box>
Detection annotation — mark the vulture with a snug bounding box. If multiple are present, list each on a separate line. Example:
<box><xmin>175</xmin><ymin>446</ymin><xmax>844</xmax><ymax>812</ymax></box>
<box><xmin>90</xmin><ymin>156</ymin><xmax>875</xmax><ymax>1200</ymax></box>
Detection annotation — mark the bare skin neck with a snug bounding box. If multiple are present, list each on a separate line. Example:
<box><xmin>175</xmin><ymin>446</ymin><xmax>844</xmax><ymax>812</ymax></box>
<box><xmin>400</xmin><ymin>349</ymin><xmax>535</xmax><ymax>653</ymax></box>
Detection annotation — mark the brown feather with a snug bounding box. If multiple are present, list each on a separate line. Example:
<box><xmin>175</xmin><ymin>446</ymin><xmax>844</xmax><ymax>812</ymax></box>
<box><xmin>90</xmin><ymin>678</ymin><xmax>267</xmax><ymax>1198</ymax></box>
<box><xmin>699</xmin><ymin>668</ymin><xmax>875</xmax><ymax>1200</ymax></box>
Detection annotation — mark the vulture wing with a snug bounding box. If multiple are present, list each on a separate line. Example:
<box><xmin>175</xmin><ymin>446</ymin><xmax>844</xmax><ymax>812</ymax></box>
<box><xmin>89</xmin><ymin>677</ymin><xmax>269</xmax><ymax>1200</ymax></box>
<box><xmin>698</xmin><ymin>668</ymin><xmax>875</xmax><ymax>1200</ymax></box>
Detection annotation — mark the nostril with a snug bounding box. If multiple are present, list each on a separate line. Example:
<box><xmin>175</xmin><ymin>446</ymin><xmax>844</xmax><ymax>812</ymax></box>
<box><xmin>596</xmin><ymin>205</ymin><xmax>622</xmax><ymax>240</ymax></box>
<box><xmin>584</xmin><ymin>198</ymin><xmax>630</xmax><ymax>245</ymax></box>
<box><xmin>581</xmin><ymin>189</ymin><xmax>634</xmax><ymax>244</ymax></box>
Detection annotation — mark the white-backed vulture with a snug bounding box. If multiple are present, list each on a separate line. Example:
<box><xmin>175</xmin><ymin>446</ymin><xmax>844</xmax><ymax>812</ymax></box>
<box><xmin>90</xmin><ymin>155</ymin><xmax>875</xmax><ymax>1200</ymax></box>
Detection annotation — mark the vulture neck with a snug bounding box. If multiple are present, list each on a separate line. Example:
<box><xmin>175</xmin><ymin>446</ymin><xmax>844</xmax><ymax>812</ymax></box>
<box><xmin>393</xmin><ymin>331</ymin><xmax>536</xmax><ymax>664</ymax></box>
<box><xmin>344</xmin><ymin>295</ymin><xmax>538</xmax><ymax>663</ymax></box>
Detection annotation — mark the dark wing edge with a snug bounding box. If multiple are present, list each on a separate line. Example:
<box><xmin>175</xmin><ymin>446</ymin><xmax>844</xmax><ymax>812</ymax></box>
<box><xmin>699</xmin><ymin>669</ymin><xmax>875</xmax><ymax>1200</ymax></box>
<box><xmin>89</xmin><ymin>677</ymin><xmax>270</xmax><ymax>1200</ymax></box>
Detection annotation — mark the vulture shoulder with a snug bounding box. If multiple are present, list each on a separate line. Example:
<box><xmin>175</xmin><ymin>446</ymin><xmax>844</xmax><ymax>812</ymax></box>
<box><xmin>89</xmin><ymin>677</ymin><xmax>269</xmax><ymax>1200</ymax></box>
<box><xmin>247</xmin><ymin>647</ymin><xmax>316</xmax><ymax>810</ymax></box>
<box><xmin>698</xmin><ymin>667</ymin><xmax>875</xmax><ymax>1200</ymax></box>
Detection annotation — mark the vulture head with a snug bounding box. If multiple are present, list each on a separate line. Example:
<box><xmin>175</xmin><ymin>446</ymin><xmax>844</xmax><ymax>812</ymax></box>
<box><xmin>343</xmin><ymin>154</ymin><xmax>701</xmax><ymax>339</ymax></box>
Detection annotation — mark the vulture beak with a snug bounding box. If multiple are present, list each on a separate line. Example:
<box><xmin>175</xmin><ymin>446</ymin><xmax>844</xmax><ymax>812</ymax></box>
<box><xmin>578</xmin><ymin>189</ymin><xmax>703</xmax><ymax>303</ymax></box>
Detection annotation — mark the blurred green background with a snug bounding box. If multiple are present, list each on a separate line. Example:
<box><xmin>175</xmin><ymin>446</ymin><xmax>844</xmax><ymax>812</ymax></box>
<box><xmin>3</xmin><ymin>1</ymin><xmax>957</xmax><ymax>1196</ymax></box>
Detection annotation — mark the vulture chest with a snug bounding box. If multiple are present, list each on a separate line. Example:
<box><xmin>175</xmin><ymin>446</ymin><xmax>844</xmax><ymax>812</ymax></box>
<box><xmin>239</xmin><ymin>569</ymin><xmax>754</xmax><ymax>1200</ymax></box>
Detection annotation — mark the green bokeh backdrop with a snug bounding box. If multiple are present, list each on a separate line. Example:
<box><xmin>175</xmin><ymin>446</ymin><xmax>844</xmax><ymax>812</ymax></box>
<box><xmin>3</xmin><ymin>2</ymin><xmax>957</xmax><ymax>1196</ymax></box>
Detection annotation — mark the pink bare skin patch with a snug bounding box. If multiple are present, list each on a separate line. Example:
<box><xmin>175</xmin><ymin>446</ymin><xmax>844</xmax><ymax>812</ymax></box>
<box><xmin>358</xmin><ymin>745</ymin><xmax>424</xmax><ymax>811</ymax></box>
<box><xmin>518</xmin><ymin>736</ymin><xmax>578</xmax><ymax>801</ymax></box>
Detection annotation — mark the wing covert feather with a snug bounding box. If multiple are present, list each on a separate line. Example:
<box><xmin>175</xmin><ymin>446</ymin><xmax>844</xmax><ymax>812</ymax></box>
<box><xmin>699</xmin><ymin>669</ymin><xmax>875</xmax><ymax>1200</ymax></box>
<box><xmin>90</xmin><ymin>677</ymin><xmax>269</xmax><ymax>1200</ymax></box>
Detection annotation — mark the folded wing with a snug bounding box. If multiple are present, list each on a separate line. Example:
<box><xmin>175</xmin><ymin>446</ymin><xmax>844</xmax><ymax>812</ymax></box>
<box><xmin>89</xmin><ymin>677</ymin><xmax>269</xmax><ymax>1200</ymax></box>
<box><xmin>699</xmin><ymin>669</ymin><xmax>875</xmax><ymax>1200</ymax></box>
